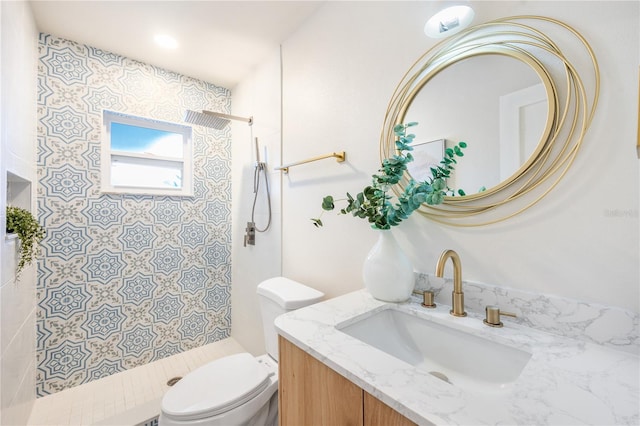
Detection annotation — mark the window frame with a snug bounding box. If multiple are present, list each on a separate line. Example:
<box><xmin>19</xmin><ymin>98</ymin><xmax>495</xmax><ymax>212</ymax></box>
<box><xmin>101</xmin><ymin>110</ymin><xmax>193</xmax><ymax>196</ymax></box>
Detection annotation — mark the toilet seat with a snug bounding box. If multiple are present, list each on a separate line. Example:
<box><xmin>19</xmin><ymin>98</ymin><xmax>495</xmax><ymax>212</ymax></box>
<box><xmin>161</xmin><ymin>353</ymin><xmax>272</xmax><ymax>422</ymax></box>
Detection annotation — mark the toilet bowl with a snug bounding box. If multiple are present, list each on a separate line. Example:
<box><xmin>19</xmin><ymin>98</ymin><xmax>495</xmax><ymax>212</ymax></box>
<box><xmin>158</xmin><ymin>277</ymin><xmax>324</xmax><ymax>426</ymax></box>
<box><xmin>159</xmin><ymin>354</ymin><xmax>278</xmax><ymax>426</ymax></box>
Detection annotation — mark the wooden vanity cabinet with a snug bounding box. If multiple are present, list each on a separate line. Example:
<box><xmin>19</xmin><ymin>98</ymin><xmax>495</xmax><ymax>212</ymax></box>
<box><xmin>363</xmin><ymin>392</ymin><xmax>417</xmax><ymax>426</ymax></box>
<box><xmin>278</xmin><ymin>336</ymin><xmax>417</xmax><ymax>426</ymax></box>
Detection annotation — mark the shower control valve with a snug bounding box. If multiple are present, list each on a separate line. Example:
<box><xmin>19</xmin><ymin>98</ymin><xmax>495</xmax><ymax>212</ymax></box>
<box><xmin>244</xmin><ymin>222</ymin><xmax>256</xmax><ymax>246</ymax></box>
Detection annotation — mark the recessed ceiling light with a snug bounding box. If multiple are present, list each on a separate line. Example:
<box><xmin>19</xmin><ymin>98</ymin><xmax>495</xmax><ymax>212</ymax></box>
<box><xmin>154</xmin><ymin>34</ymin><xmax>178</xmax><ymax>49</ymax></box>
<box><xmin>424</xmin><ymin>5</ymin><xmax>475</xmax><ymax>39</ymax></box>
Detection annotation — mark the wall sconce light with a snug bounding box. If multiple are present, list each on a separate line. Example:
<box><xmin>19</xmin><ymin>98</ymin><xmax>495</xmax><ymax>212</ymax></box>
<box><xmin>424</xmin><ymin>5</ymin><xmax>475</xmax><ymax>38</ymax></box>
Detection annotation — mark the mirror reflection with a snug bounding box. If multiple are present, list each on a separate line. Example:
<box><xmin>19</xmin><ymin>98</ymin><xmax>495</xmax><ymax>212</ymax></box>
<box><xmin>403</xmin><ymin>54</ymin><xmax>549</xmax><ymax>195</ymax></box>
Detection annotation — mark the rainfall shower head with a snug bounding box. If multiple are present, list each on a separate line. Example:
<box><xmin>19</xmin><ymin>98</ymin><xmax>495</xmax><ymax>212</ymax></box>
<box><xmin>184</xmin><ymin>110</ymin><xmax>228</xmax><ymax>129</ymax></box>
<box><xmin>183</xmin><ymin>110</ymin><xmax>253</xmax><ymax>129</ymax></box>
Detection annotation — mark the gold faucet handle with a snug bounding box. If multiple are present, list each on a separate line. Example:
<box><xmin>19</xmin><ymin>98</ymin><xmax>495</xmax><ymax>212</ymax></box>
<box><xmin>421</xmin><ymin>290</ymin><xmax>436</xmax><ymax>308</ymax></box>
<box><xmin>483</xmin><ymin>305</ymin><xmax>517</xmax><ymax>327</ymax></box>
<box><xmin>412</xmin><ymin>290</ymin><xmax>437</xmax><ymax>308</ymax></box>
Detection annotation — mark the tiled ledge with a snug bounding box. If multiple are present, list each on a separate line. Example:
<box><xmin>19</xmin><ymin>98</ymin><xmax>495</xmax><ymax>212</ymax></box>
<box><xmin>414</xmin><ymin>272</ymin><xmax>639</xmax><ymax>355</ymax></box>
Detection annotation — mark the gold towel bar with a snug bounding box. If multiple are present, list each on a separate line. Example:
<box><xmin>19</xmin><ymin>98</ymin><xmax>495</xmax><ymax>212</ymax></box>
<box><xmin>276</xmin><ymin>151</ymin><xmax>346</xmax><ymax>174</ymax></box>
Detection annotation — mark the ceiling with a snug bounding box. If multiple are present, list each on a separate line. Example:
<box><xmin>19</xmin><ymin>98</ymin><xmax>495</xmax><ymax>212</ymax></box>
<box><xmin>29</xmin><ymin>1</ymin><xmax>324</xmax><ymax>89</ymax></box>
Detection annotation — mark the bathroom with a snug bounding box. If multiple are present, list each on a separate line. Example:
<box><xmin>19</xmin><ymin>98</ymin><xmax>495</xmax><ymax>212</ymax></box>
<box><xmin>1</xmin><ymin>0</ymin><xmax>638</xmax><ymax>425</ymax></box>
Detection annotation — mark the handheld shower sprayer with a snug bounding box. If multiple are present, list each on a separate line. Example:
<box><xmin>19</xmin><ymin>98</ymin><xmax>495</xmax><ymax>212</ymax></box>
<box><xmin>254</xmin><ymin>136</ymin><xmax>261</xmax><ymax>165</ymax></box>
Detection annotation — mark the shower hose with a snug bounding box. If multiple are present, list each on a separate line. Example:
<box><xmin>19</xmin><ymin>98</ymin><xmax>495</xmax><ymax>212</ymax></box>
<box><xmin>251</xmin><ymin>160</ymin><xmax>271</xmax><ymax>232</ymax></box>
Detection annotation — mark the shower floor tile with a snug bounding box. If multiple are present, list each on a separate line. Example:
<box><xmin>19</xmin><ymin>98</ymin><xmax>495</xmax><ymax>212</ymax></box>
<box><xmin>27</xmin><ymin>337</ymin><xmax>246</xmax><ymax>426</ymax></box>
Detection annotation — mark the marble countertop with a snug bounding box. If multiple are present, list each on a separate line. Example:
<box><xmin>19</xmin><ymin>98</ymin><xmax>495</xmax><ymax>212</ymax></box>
<box><xmin>275</xmin><ymin>290</ymin><xmax>640</xmax><ymax>425</ymax></box>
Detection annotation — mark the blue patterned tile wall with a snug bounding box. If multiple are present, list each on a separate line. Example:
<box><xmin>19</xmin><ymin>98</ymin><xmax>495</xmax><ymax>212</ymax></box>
<box><xmin>36</xmin><ymin>34</ymin><xmax>233</xmax><ymax>396</ymax></box>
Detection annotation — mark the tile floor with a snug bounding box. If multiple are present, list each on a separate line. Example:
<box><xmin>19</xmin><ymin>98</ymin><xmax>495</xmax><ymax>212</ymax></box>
<box><xmin>27</xmin><ymin>338</ymin><xmax>246</xmax><ymax>426</ymax></box>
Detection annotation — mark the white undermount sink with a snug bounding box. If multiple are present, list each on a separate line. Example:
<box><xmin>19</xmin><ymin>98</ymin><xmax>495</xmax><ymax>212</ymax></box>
<box><xmin>337</xmin><ymin>307</ymin><xmax>532</xmax><ymax>393</ymax></box>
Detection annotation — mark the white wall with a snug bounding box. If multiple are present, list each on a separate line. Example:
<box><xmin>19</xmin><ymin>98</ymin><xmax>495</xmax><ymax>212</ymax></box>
<box><xmin>0</xmin><ymin>1</ymin><xmax>39</xmax><ymax>423</ymax></box>
<box><xmin>231</xmin><ymin>49</ymin><xmax>283</xmax><ymax>355</ymax></box>
<box><xmin>280</xmin><ymin>1</ymin><xmax>639</xmax><ymax>312</ymax></box>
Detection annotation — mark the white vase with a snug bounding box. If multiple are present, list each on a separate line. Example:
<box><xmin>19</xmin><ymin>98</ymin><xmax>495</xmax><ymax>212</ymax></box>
<box><xmin>362</xmin><ymin>230</ymin><xmax>414</xmax><ymax>302</ymax></box>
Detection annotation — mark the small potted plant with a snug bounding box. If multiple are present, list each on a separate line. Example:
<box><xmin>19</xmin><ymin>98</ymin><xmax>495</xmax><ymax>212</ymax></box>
<box><xmin>6</xmin><ymin>206</ymin><xmax>45</xmax><ymax>276</ymax></box>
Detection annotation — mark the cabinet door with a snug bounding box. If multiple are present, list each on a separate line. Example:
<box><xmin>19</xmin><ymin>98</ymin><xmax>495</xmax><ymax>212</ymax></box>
<box><xmin>279</xmin><ymin>336</ymin><xmax>363</xmax><ymax>426</ymax></box>
<box><xmin>364</xmin><ymin>391</ymin><xmax>417</xmax><ymax>426</ymax></box>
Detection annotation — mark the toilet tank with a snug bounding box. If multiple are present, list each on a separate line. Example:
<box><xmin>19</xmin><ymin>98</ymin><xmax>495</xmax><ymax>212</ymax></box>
<box><xmin>257</xmin><ymin>277</ymin><xmax>324</xmax><ymax>360</ymax></box>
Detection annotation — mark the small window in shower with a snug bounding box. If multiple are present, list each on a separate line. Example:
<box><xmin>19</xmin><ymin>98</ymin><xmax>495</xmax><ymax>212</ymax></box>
<box><xmin>101</xmin><ymin>111</ymin><xmax>193</xmax><ymax>196</ymax></box>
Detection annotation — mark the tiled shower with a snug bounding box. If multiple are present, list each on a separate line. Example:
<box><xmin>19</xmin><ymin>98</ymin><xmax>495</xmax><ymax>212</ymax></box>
<box><xmin>36</xmin><ymin>34</ymin><xmax>234</xmax><ymax>396</ymax></box>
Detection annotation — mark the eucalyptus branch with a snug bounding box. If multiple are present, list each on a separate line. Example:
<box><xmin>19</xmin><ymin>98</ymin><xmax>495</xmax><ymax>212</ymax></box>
<box><xmin>311</xmin><ymin>122</ymin><xmax>468</xmax><ymax>230</ymax></box>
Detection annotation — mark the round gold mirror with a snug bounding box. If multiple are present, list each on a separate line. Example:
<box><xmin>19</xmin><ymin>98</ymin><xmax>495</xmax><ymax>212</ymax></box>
<box><xmin>381</xmin><ymin>16</ymin><xmax>599</xmax><ymax>226</ymax></box>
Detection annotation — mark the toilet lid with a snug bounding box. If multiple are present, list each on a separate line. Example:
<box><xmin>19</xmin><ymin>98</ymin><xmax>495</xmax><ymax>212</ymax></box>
<box><xmin>161</xmin><ymin>353</ymin><xmax>271</xmax><ymax>421</ymax></box>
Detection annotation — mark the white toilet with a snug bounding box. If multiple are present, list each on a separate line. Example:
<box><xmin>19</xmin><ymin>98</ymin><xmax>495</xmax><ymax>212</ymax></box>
<box><xmin>158</xmin><ymin>277</ymin><xmax>324</xmax><ymax>426</ymax></box>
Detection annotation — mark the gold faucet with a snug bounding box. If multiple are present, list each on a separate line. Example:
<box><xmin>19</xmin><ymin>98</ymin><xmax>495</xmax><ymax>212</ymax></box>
<box><xmin>435</xmin><ymin>249</ymin><xmax>467</xmax><ymax>317</ymax></box>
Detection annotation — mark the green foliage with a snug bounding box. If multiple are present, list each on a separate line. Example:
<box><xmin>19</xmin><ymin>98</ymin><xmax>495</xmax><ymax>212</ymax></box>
<box><xmin>311</xmin><ymin>123</ymin><xmax>468</xmax><ymax>230</ymax></box>
<box><xmin>6</xmin><ymin>206</ymin><xmax>45</xmax><ymax>275</ymax></box>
